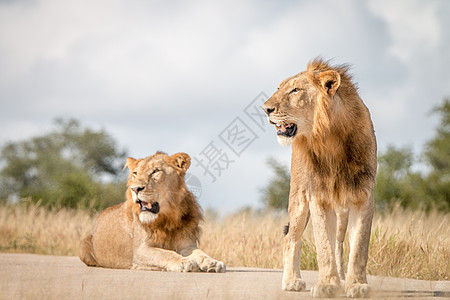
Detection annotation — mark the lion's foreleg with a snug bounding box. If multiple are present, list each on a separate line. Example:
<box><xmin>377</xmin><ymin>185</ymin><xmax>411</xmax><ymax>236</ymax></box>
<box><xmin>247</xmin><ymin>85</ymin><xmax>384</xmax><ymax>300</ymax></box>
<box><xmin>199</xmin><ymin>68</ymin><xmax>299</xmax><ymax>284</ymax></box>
<box><xmin>345</xmin><ymin>194</ymin><xmax>374</xmax><ymax>298</ymax></box>
<box><xmin>132</xmin><ymin>244</ymin><xmax>199</xmax><ymax>272</ymax></box>
<box><xmin>180</xmin><ymin>248</ymin><xmax>226</xmax><ymax>273</ymax></box>
<box><xmin>282</xmin><ymin>198</ymin><xmax>309</xmax><ymax>292</ymax></box>
<box><xmin>336</xmin><ymin>210</ymin><xmax>349</xmax><ymax>281</ymax></box>
<box><xmin>309</xmin><ymin>199</ymin><xmax>341</xmax><ymax>298</ymax></box>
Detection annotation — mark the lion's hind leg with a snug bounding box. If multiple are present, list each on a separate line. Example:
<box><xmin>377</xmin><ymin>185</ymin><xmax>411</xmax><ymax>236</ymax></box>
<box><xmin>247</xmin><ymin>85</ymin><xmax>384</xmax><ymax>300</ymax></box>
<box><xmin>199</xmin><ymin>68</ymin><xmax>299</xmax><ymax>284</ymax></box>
<box><xmin>345</xmin><ymin>196</ymin><xmax>374</xmax><ymax>298</ymax></box>
<box><xmin>336</xmin><ymin>210</ymin><xmax>349</xmax><ymax>282</ymax></box>
<box><xmin>79</xmin><ymin>234</ymin><xmax>98</xmax><ymax>267</ymax></box>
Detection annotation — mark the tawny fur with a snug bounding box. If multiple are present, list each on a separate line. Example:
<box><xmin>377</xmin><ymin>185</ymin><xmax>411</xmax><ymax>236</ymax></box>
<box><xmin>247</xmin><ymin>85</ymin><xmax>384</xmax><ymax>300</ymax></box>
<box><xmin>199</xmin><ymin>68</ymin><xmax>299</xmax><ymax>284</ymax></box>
<box><xmin>79</xmin><ymin>152</ymin><xmax>225</xmax><ymax>273</ymax></box>
<box><xmin>263</xmin><ymin>58</ymin><xmax>376</xmax><ymax>298</ymax></box>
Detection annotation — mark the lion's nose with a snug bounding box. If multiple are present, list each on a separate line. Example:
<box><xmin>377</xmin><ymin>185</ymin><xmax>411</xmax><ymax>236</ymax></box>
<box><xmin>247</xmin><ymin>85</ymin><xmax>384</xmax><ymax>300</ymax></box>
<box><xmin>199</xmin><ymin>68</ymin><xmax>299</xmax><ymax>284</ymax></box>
<box><xmin>131</xmin><ymin>186</ymin><xmax>145</xmax><ymax>194</ymax></box>
<box><xmin>263</xmin><ymin>106</ymin><xmax>275</xmax><ymax>116</ymax></box>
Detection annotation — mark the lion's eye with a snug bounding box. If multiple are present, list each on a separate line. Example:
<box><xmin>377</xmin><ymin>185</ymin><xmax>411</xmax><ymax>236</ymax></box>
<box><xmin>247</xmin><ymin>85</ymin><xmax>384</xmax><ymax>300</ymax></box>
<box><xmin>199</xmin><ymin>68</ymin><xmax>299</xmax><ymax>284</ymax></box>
<box><xmin>290</xmin><ymin>88</ymin><xmax>301</xmax><ymax>94</ymax></box>
<box><xmin>150</xmin><ymin>169</ymin><xmax>160</xmax><ymax>177</ymax></box>
<box><xmin>132</xmin><ymin>171</ymin><xmax>138</xmax><ymax>176</ymax></box>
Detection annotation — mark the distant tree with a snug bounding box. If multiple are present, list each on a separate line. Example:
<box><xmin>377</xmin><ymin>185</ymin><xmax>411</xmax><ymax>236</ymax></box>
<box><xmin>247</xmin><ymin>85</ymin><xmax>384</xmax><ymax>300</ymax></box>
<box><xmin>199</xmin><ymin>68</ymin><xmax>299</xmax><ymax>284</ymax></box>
<box><xmin>0</xmin><ymin>118</ymin><xmax>127</xmax><ymax>209</ymax></box>
<box><xmin>421</xmin><ymin>98</ymin><xmax>450</xmax><ymax>210</ymax></box>
<box><xmin>374</xmin><ymin>98</ymin><xmax>450</xmax><ymax>212</ymax></box>
<box><xmin>260</xmin><ymin>157</ymin><xmax>290</xmax><ymax>210</ymax></box>
<box><xmin>373</xmin><ymin>145</ymin><xmax>425</xmax><ymax>210</ymax></box>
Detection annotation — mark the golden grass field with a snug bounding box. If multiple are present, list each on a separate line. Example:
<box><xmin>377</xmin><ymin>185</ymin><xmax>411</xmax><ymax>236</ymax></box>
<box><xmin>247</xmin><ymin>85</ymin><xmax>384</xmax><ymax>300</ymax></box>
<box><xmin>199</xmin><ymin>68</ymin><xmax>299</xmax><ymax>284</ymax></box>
<box><xmin>0</xmin><ymin>200</ymin><xmax>448</xmax><ymax>281</ymax></box>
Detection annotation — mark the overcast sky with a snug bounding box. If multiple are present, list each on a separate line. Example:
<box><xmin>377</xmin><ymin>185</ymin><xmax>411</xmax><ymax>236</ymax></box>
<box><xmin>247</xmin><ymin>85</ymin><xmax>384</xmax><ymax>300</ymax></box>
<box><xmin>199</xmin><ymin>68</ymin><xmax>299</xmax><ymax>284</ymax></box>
<box><xmin>0</xmin><ymin>0</ymin><xmax>449</xmax><ymax>213</ymax></box>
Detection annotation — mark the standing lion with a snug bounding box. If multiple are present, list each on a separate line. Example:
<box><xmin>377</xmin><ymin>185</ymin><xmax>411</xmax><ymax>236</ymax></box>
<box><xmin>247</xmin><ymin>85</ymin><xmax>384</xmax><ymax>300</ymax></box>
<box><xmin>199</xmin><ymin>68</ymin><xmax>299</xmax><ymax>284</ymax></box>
<box><xmin>263</xmin><ymin>59</ymin><xmax>377</xmax><ymax>298</ymax></box>
<box><xmin>79</xmin><ymin>151</ymin><xmax>225</xmax><ymax>273</ymax></box>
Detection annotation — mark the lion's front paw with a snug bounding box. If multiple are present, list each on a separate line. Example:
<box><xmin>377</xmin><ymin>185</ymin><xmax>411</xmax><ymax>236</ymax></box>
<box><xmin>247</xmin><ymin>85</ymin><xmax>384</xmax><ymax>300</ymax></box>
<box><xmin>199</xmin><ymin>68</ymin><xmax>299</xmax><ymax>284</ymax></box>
<box><xmin>346</xmin><ymin>283</ymin><xmax>370</xmax><ymax>298</ymax></box>
<box><xmin>168</xmin><ymin>258</ymin><xmax>199</xmax><ymax>272</ymax></box>
<box><xmin>199</xmin><ymin>258</ymin><xmax>226</xmax><ymax>273</ymax></box>
<box><xmin>282</xmin><ymin>279</ymin><xmax>306</xmax><ymax>291</ymax></box>
<box><xmin>311</xmin><ymin>284</ymin><xmax>341</xmax><ymax>298</ymax></box>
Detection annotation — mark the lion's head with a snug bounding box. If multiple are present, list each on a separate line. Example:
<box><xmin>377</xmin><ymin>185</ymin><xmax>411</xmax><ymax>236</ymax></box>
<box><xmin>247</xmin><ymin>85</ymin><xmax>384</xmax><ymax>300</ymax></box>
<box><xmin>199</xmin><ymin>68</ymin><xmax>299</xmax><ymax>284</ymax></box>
<box><xmin>263</xmin><ymin>59</ymin><xmax>354</xmax><ymax>146</ymax></box>
<box><xmin>125</xmin><ymin>152</ymin><xmax>192</xmax><ymax>225</ymax></box>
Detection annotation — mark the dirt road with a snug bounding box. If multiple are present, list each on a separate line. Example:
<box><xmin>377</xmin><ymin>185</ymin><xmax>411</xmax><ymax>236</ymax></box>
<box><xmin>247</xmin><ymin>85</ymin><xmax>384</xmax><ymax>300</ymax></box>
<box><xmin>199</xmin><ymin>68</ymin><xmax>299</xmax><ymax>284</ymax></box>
<box><xmin>0</xmin><ymin>253</ymin><xmax>449</xmax><ymax>299</ymax></box>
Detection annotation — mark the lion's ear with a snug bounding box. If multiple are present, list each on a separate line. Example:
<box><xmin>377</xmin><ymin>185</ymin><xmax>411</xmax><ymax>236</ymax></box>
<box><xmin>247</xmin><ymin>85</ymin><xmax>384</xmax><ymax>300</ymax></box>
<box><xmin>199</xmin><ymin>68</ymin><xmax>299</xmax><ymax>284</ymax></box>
<box><xmin>319</xmin><ymin>70</ymin><xmax>340</xmax><ymax>96</ymax></box>
<box><xmin>124</xmin><ymin>157</ymin><xmax>141</xmax><ymax>173</ymax></box>
<box><xmin>169</xmin><ymin>153</ymin><xmax>191</xmax><ymax>174</ymax></box>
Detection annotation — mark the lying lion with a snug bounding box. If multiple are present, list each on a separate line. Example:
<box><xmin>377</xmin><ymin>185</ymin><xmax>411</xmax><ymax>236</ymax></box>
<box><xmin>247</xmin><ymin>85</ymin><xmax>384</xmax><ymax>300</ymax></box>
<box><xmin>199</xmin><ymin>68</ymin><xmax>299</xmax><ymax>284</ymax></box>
<box><xmin>263</xmin><ymin>59</ymin><xmax>377</xmax><ymax>298</ymax></box>
<box><xmin>79</xmin><ymin>152</ymin><xmax>226</xmax><ymax>273</ymax></box>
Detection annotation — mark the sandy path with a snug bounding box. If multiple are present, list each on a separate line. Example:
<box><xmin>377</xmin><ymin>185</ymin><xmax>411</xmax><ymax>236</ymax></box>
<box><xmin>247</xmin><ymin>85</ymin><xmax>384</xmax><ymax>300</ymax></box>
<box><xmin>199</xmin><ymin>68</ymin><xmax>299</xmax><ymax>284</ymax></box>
<box><xmin>0</xmin><ymin>253</ymin><xmax>449</xmax><ymax>299</ymax></box>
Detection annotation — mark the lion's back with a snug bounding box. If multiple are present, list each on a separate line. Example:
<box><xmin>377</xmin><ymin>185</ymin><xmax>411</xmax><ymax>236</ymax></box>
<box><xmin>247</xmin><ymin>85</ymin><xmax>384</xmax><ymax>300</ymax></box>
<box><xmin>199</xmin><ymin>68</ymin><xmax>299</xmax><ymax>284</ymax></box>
<box><xmin>90</xmin><ymin>202</ymin><xmax>135</xmax><ymax>269</ymax></box>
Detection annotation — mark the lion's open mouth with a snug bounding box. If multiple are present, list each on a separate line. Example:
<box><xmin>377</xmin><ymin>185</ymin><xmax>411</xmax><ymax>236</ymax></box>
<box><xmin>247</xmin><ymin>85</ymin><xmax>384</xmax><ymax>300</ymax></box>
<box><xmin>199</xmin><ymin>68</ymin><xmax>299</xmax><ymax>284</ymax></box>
<box><xmin>138</xmin><ymin>200</ymin><xmax>160</xmax><ymax>214</ymax></box>
<box><xmin>270</xmin><ymin>121</ymin><xmax>297</xmax><ymax>138</ymax></box>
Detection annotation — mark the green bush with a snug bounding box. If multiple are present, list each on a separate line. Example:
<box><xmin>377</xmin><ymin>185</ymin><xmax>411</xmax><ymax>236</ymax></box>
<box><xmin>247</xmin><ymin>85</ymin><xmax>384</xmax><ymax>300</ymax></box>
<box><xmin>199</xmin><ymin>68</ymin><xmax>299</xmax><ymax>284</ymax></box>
<box><xmin>0</xmin><ymin>118</ymin><xmax>127</xmax><ymax>210</ymax></box>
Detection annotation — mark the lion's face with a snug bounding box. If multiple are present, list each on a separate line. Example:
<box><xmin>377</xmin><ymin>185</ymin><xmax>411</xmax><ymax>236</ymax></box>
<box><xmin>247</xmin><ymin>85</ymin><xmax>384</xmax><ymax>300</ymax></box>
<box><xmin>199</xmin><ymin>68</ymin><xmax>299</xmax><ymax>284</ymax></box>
<box><xmin>262</xmin><ymin>68</ymin><xmax>341</xmax><ymax>145</ymax></box>
<box><xmin>125</xmin><ymin>152</ymin><xmax>191</xmax><ymax>224</ymax></box>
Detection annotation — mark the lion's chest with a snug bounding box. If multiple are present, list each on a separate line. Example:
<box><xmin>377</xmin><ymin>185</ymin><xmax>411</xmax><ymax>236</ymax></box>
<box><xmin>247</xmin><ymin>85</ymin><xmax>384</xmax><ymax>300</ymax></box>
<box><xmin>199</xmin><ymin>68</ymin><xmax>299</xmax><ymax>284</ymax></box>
<box><xmin>294</xmin><ymin>150</ymin><xmax>375</xmax><ymax>206</ymax></box>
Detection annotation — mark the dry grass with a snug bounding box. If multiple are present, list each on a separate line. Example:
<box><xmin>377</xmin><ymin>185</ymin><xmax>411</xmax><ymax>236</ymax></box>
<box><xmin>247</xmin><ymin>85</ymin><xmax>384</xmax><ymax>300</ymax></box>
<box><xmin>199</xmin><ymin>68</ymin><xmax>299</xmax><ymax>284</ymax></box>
<box><xmin>0</xmin><ymin>201</ymin><xmax>448</xmax><ymax>281</ymax></box>
<box><xmin>200</xmin><ymin>209</ymin><xmax>318</xmax><ymax>271</ymax></box>
<box><xmin>0</xmin><ymin>200</ymin><xmax>94</xmax><ymax>256</ymax></box>
<box><xmin>368</xmin><ymin>206</ymin><xmax>450</xmax><ymax>280</ymax></box>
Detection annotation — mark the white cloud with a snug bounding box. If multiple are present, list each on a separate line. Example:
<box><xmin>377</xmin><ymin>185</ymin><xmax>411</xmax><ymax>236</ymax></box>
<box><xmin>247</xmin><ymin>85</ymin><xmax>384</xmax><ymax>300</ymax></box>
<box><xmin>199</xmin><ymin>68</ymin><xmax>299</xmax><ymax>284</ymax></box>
<box><xmin>368</xmin><ymin>0</ymin><xmax>441</xmax><ymax>63</ymax></box>
<box><xmin>366</xmin><ymin>0</ymin><xmax>449</xmax><ymax>150</ymax></box>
